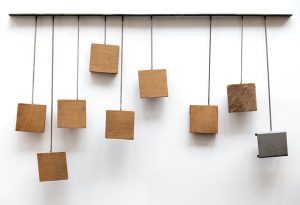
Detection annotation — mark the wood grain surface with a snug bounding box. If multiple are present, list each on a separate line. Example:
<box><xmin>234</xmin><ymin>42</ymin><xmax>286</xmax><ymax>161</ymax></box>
<box><xmin>89</xmin><ymin>43</ymin><xmax>120</xmax><ymax>74</ymax></box>
<box><xmin>37</xmin><ymin>152</ymin><xmax>68</xmax><ymax>182</ymax></box>
<box><xmin>105</xmin><ymin>110</ymin><xmax>135</xmax><ymax>140</ymax></box>
<box><xmin>190</xmin><ymin>105</ymin><xmax>218</xmax><ymax>134</ymax></box>
<box><xmin>16</xmin><ymin>103</ymin><xmax>47</xmax><ymax>133</ymax></box>
<box><xmin>57</xmin><ymin>100</ymin><xmax>86</xmax><ymax>128</ymax></box>
<box><xmin>227</xmin><ymin>83</ymin><xmax>257</xmax><ymax>113</ymax></box>
<box><xmin>138</xmin><ymin>69</ymin><xmax>168</xmax><ymax>98</ymax></box>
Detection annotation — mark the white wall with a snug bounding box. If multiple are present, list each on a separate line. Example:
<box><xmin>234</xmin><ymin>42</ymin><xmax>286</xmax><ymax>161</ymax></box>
<box><xmin>0</xmin><ymin>0</ymin><xmax>299</xmax><ymax>204</ymax></box>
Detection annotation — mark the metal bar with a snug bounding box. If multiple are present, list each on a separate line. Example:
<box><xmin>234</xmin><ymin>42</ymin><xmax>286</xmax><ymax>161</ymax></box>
<box><xmin>9</xmin><ymin>13</ymin><xmax>292</xmax><ymax>17</ymax></box>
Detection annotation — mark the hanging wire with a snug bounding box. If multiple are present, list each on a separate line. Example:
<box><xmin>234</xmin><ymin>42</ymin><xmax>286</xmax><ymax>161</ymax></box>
<box><xmin>240</xmin><ymin>16</ymin><xmax>244</xmax><ymax>84</ymax></box>
<box><xmin>264</xmin><ymin>16</ymin><xmax>273</xmax><ymax>132</ymax></box>
<box><xmin>207</xmin><ymin>16</ymin><xmax>212</xmax><ymax>105</ymax></box>
<box><xmin>76</xmin><ymin>16</ymin><xmax>80</xmax><ymax>100</ymax></box>
<box><xmin>150</xmin><ymin>15</ymin><xmax>153</xmax><ymax>69</ymax></box>
<box><xmin>104</xmin><ymin>16</ymin><xmax>107</xmax><ymax>44</ymax></box>
<box><xmin>50</xmin><ymin>16</ymin><xmax>55</xmax><ymax>153</ymax></box>
<box><xmin>31</xmin><ymin>15</ymin><xmax>38</xmax><ymax>104</ymax></box>
<box><xmin>120</xmin><ymin>16</ymin><xmax>124</xmax><ymax>111</ymax></box>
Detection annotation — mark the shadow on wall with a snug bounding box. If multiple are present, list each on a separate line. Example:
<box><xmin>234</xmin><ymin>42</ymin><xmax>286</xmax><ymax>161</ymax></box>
<box><xmin>16</xmin><ymin>131</ymin><xmax>44</xmax><ymax>152</ymax></box>
<box><xmin>104</xmin><ymin>140</ymin><xmax>131</xmax><ymax>175</ymax></box>
<box><xmin>89</xmin><ymin>71</ymin><xmax>118</xmax><ymax>86</ymax></box>
<box><xmin>57</xmin><ymin>128</ymin><xmax>85</xmax><ymax>152</ymax></box>
<box><xmin>222</xmin><ymin>97</ymin><xmax>257</xmax><ymax>135</ymax></box>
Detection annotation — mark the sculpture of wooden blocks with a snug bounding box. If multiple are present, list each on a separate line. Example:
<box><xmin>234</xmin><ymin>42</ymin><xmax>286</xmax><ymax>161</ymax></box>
<box><xmin>138</xmin><ymin>69</ymin><xmax>168</xmax><ymax>98</ymax></box>
<box><xmin>57</xmin><ymin>100</ymin><xmax>86</xmax><ymax>128</ymax></box>
<box><xmin>16</xmin><ymin>103</ymin><xmax>46</xmax><ymax>133</ymax></box>
<box><xmin>190</xmin><ymin>105</ymin><xmax>218</xmax><ymax>134</ymax></box>
<box><xmin>89</xmin><ymin>43</ymin><xmax>120</xmax><ymax>74</ymax></box>
<box><xmin>105</xmin><ymin>110</ymin><xmax>135</xmax><ymax>140</ymax></box>
<box><xmin>256</xmin><ymin>132</ymin><xmax>288</xmax><ymax>158</ymax></box>
<box><xmin>227</xmin><ymin>83</ymin><xmax>257</xmax><ymax>113</ymax></box>
<box><xmin>37</xmin><ymin>152</ymin><xmax>68</xmax><ymax>182</ymax></box>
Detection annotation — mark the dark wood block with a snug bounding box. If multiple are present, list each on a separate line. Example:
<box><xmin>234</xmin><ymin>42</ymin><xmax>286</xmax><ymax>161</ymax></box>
<box><xmin>37</xmin><ymin>152</ymin><xmax>68</xmax><ymax>182</ymax></box>
<box><xmin>190</xmin><ymin>105</ymin><xmax>218</xmax><ymax>134</ymax></box>
<box><xmin>227</xmin><ymin>83</ymin><xmax>257</xmax><ymax>113</ymax></box>
<box><xmin>138</xmin><ymin>69</ymin><xmax>168</xmax><ymax>98</ymax></box>
<box><xmin>57</xmin><ymin>100</ymin><xmax>86</xmax><ymax>128</ymax></box>
<box><xmin>16</xmin><ymin>103</ymin><xmax>46</xmax><ymax>133</ymax></box>
<box><xmin>89</xmin><ymin>43</ymin><xmax>120</xmax><ymax>74</ymax></box>
<box><xmin>256</xmin><ymin>132</ymin><xmax>288</xmax><ymax>158</ymax></box>
<box><xmin>105</xmin><ymin>110</ymin><xmax>135</xmax><ymax>140</ymax></box>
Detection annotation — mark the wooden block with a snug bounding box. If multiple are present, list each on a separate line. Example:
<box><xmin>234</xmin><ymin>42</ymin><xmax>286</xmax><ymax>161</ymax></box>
<box><xmin>37</xmin><ymin>152</ymin><xmax>68</xmax><ymax>182</ymax></box>
<box><xmin>57</xmin><ymin>100</ymin><xmax>86</xmax><ymax>128</ymax></box>
<box><xmin>105</xmin><ymin>110</ymin><xmax>135</xmax><ymax>140</ymax></box>
<box><xmin>227</xmin><ymin>83</ymin><xmax>257</xmax><ymax>113</ymax></box>
<box><xmin>16</xmin><ymin>103</ymin><xmax>46</xmax><ymax>133</ymax></box>
<box><xmin>190</xmin><ymin>105</ymin><xmax>218</xmax><ymax>134</ymax></box>
<box><xmin>138</xmin><ymin>69</ymin><xmax>168</xmax><ymax>98</ymax></box>
<box><xmin>256</xmin><ymin>132</ymin><xmax>288</xmax><ymax>158</ymax></box>
<box><xmin>89</xmin><ymin>43</ymin><xmax>120</xmax><ymax>74</ymax></box>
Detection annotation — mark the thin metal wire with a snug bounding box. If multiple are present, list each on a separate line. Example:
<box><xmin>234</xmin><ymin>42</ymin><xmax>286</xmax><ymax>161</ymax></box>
<box><xmin>120</xmin><ymin>16</ymin><xmax>124</xmax><ymax>111</ymax></box>
<box><xmin>240</xmin><ymin>16</ymin><xmax>244</xmax><ymax>84</ymax></box>
<box><xmin>50</xmin><ymin>16</ymin><xmax>54</xmax><ymax>153</ymax></box>
<box><xmin>150</xmin><ymin>15</ymin><xmax>153</xmax><ymax>69</ymax></box>
<box><xmin>264</xmin><ymin>16</ymin><xmax>273</xmax><ymax>132</ymax></box>
<box><xmin>76</xmin><ymin>16</ymin><xmax>80</xmax><ymax>100</ymax></box>
<box><xmin>104</xmin><ymin>16</ymin><xmax>107</xmax><ymax>44</ymax></box>
<box><xmin>31</xmin><ymin>15</ymin><xmax>38</xmax><ymax>104</ymax></box>
<box><xmin>207</xmin><ymin>16</ymin><xmax>212</xmax><ymax>105</ymax></box>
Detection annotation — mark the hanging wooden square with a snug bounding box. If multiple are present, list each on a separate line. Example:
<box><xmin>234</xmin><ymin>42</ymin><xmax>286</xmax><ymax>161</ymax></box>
<box><xmin>190</xmin><ymin>105</ymin><xmax>218</xmax><ymax>134</ymax></box>
<box><xmin>138</xmin><ymin>69</ymin><xmax>168</xmax><ymax>98</ymax></box>
<box><xmin>89</xmin><ymin>43</ymin><xmax>120</xmax><ymax>74</ymax></box>
<box><xmin>16</xmin><ymin>103</ymin><xmax>46</xmax><ymax>133</ymax></box>
<box><xmin>37</xmin><ymin>152</ymin><xmax>68</xmax><ymax>182</ymax></box>
<box><xmin>256</xmin><ymin>132</ymin><xmax>288</xmax><ymax>158</ymax></box>
<box><xmin>227</xmin><ymin>83</ymin><xmax>257</xmax><ymax>113</ymax></box>
<box><xmin>105</xmin><ymin>110</ymin><xmax>135</xmax><ymax>140</ymax></box>
<box><xmin>57</xmin><ymin>100</ymin><xmax>86</xmax><ymax>128</ymax></box>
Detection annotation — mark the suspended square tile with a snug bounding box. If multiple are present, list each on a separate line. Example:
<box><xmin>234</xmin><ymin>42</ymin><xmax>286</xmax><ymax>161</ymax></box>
<box><xmin>138</xmin><ymin>69</ymin><xmax>168</xmax><ymax>98</ymax></box>
<box><xmin>105</xmin><ymin>110</ymin><xmax>135</xmax><ymax>140</ymax></box>
<box><xmin>16</xmin><ymin>103</ymin><xmax>46</xmax><ymax>133</ymax></box>
<box><xmin>89</xmin><ymin>43</ymin><xmax>120</xmax><ymax>74</ymax></box>
<box><xmin>227</xmin><ymin>83</ymin><xmax>257</xmax><ymax>113</ymax></box>
<box><xmin>57</xmin><ymin>100</ymin><xmax>86</xmax><ymax>128</ymax></box>
<box><xmin>190</xmin><ymin>105</ymin><xmax>218</xmax><ymax>134</ymax></box>
<box><xmin>256</xmin><ymin>132</ymin><xmax>288</xmax><ymax>158</ymax></box>
<box><xmin>37</xmin><ymin>152</ymin><xmax>68</xmax><ymax>182</ymax></box>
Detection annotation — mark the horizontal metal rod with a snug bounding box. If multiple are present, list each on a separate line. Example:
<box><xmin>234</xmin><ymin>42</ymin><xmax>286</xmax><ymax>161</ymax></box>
<box><xmin>9</xmin><ymin>13</ymin><xmax>292</xmax><ymax>17</ymax></box>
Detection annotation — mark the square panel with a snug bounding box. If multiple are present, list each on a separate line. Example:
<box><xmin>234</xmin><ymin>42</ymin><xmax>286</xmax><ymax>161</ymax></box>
<box><xmin>138</xmin><ymin>69</ymin><xmax>168</xmax><ymax>98</ymax></box>
<box><xmin>227</xmin><ymin>83</ymin><xmax>257</xmax><ymax>113</ymax></box>
<box><xmin>105</xmin><ymin>110</ymin><xmax>135</xmax><ymax>140</ymax></box>
<box><xmin>37</xmin><ymin>152</ymin><xmax>68</xmax><ymax>182</ymax></box>
<box><xmin>57</xmin><ymin>100</ymin><xmax>86</xmax><ymax>128</ymax></box>
<box><xmin>256</xmin><ymin>132</ymin><xmax>288</xmax><ymax>158</ymax></box>
<box><xmin>16</xmin><ymin>103</ymin><xmax>46</xmax><ymax>133</ymax></box>
<box><xmin>89</xmin><ymin>43</ymin><xmax>120</xmax><ymax>74</ymax></box>
<box><xmin>190</xmin><ymin>105</ymin><xmax>218</xmax><ymax>134</ymax></box>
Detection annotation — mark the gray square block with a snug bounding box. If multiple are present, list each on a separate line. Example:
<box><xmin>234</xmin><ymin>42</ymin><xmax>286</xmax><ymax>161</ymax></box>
<box><xmin>256</xmin><ymin>132</ymin><xmax>288</xmax><ymax>158</ymax></box>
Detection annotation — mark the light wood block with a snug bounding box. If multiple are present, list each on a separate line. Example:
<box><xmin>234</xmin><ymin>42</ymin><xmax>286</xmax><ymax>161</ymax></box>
<box><xmin>37</xmin><ymin>152</ymin><xmax>68</xmax><ymax>182</ymax></box>
<box><xmin>256</xmin><ymin>132</ymin><xmax>288</xmax><ymax>158</ymax></box>
<box><xmin>16</xmin><ymin>103</ymin><xmax>46</xmax><ymax>133</ymax></box>
<box><xmin>57</xmin><ymin>100</ymin><xmax>86</xmax><ymax>128</ymax></box>
<box><xmin>227</xmin><ymin>83</ymin><xmax>257</xmax><ymax>113</ymax></box>
<box><xmin>138</xmin><ymin>69</ymin><xmax>168</xmax><ymax>98</ymax></box>
<box><xmin>190</xmin><ymin>105</ymin><xmax>218</xmax><ymax>134</ymax></box>
<box><xmin>89</xmin><ymin>43</ymin><xmax>120</xmax><ymax>74</ymax></box>
<box><xmin>105</xmin><ymin>110</ymin><xmax>135</xmax><ymax>140</ymax></box>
